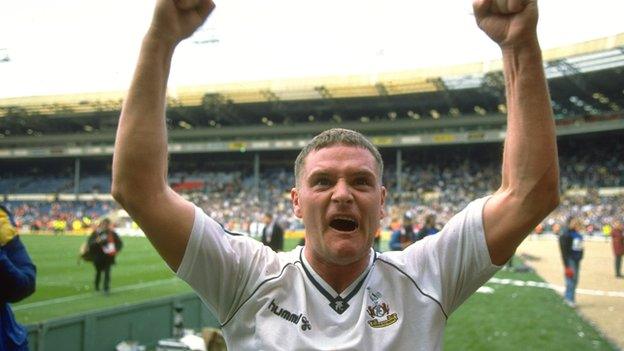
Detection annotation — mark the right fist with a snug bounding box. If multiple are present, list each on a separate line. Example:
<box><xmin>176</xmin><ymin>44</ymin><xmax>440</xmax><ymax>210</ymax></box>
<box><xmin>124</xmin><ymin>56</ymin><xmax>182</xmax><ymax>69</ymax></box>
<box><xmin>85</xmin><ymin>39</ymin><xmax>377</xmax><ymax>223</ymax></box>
<box><xmin>489</xmin><ymin>0</ymin><xmax>526</xmax><ymax>14</ymax></box>
<box><xmin>149</xmin><ymin>0</ymin><xmax>216</xmax><ymax>45</ymax></box>
<box><xmin>175</xmin><ymin>0</ymin><xmax>209</xmax><ymax>11</ymax></box>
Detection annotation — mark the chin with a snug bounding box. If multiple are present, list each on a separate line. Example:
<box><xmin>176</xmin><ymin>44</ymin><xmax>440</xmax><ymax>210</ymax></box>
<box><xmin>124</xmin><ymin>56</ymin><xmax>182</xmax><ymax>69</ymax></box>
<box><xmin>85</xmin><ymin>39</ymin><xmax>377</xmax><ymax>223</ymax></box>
<box><xmin>329</xmin><ymin>241</ymin><xmax>370</xmax><ymax>265</ymax></box>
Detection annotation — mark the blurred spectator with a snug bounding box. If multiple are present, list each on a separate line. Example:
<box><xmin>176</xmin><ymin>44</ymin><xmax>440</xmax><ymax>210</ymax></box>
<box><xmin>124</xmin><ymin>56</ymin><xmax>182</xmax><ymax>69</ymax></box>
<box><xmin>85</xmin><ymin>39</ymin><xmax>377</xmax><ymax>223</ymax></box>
<box><xmin>416</xmin><ymin>214</ymin><xmax>440</xmax><ymax>241</ymax></box>
<box><xmin>87</xmin><ymin>218</ymin><xmax>123</xmax><ymax>294</ymax></box>
<box><xmin>559</xmin><ymin>217</ymin><xmax>584</xmax><ymax>308</ymax></box>
<box><xmin>389</xmin><ymin>212</ymin><xmax>416</xmax><ymax>251</ymax></box>
<box><xmin>612</xmin><ymin>219</ymin><xmax>623</xmax><ymax>278</ymax></box>
<box><xmin>0</xmin><ymin>204</ymin><xmax>36</xmax><ymax>351</ymax></box>
<box><xmin>373</xmin><ymin>228</ymin><xmax>381</xmax><ymax>252</ymax></box>
<box><xmin>261</xmin><ymin>213</ymin><xmax>284</xmax><ymax>252</ymax></box>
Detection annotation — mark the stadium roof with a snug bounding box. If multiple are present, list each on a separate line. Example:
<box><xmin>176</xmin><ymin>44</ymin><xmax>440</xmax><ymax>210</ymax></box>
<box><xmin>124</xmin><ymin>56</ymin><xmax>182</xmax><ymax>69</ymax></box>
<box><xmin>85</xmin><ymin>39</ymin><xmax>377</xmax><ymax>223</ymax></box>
<box><xmin>2</xmin><ymin>32</ymin><xmax>624</xmax><ymax>114</ymax></box>
<box><xmin>1</xmin><ymin>32</ymin><xmax>623</xmax><ymax>132</ymax></box>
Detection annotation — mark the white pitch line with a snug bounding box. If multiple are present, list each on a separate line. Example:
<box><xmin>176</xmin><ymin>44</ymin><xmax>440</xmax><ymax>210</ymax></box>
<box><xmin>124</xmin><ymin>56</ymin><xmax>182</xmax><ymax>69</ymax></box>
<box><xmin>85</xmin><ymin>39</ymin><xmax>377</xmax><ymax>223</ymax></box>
<box><xmin>486</xmin><ymin>277</ymin><xmax>624</xmax><ymax>298</ymax></box>
<box><xmin>13</xmin><ymin>277</ymin><xmax>183</xmax><ymax>311</ymax></box>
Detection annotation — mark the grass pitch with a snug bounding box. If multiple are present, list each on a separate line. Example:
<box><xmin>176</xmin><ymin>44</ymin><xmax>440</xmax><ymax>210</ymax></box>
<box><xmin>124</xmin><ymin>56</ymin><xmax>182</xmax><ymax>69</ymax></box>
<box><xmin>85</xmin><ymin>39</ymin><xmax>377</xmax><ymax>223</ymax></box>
<box><xmin>13</xmin><ymin>235</ymin><xmax>617</xmax><ymax>350</ymax></box>
<box><xmin>14</xmin><ymin>234</ymin><xmax>191</xmax><ymax>324</ymax></box>
<box><xmin>445</xmin><ymin>268</ymin><xmax>616</xmax><ymax>350</ymax></box>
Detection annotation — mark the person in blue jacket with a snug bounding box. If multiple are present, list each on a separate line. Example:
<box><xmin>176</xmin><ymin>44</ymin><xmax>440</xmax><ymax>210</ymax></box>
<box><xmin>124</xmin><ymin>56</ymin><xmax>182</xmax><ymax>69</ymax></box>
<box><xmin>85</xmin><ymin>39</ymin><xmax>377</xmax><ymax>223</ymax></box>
<box><xmin>559</xmin><ymin>217</ymin><xmax>584</xmax><ymax>308</ymax></box>
<box><xmin>0</xmin><ymin>205</ymin><xmax>36</xmax><ymax>351</ymax></box>
<box><xmin>415</xmin><ymin>214</ymin><xmax>440</xmax><ymax>241</ymax></box>
<box><xmin>389</xmin><ymin>212</ymin><xmax>416</xmax><ymax>251</ymax></box>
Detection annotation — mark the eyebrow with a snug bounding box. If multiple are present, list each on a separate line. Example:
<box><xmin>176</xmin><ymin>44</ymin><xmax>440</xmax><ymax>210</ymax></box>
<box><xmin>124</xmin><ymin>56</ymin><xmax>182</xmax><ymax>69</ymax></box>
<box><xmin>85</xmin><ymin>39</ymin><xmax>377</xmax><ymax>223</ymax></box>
<box><xmin>307</xmin><ymin>171</ymin><xmax>331</xmax><ymax>180</ymax></box>
<box><xmin>351</xmin><ymin>171</ymin><xmax>376</xmax><ymax>178</ymax></box>
<box><xmin>306</xmin><ymin>169</ymin><xmax>377</xmax><ymax>180</ymax></box>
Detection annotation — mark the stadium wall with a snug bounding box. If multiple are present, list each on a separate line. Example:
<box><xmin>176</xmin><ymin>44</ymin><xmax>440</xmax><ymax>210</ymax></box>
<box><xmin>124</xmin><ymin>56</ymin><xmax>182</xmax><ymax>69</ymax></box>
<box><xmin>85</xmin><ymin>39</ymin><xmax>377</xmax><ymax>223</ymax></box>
<box><xmin>26</xmin><ymin>293</ymin><xmax>219</xmax><ymax>351</ymax></box>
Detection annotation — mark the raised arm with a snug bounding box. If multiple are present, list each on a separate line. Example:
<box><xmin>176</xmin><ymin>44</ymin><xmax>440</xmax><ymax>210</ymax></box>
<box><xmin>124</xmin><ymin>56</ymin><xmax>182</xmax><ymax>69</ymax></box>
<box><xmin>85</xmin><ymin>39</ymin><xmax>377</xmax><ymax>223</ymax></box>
<box><xmin>474</xmin><ymin>0</ymin><xmax>560</xmax><ymax>265</ymax></box>
<box><xmin>111</xmin><ymin>0</ymin><xmax>215</xmax><ymax>270</ymax></box>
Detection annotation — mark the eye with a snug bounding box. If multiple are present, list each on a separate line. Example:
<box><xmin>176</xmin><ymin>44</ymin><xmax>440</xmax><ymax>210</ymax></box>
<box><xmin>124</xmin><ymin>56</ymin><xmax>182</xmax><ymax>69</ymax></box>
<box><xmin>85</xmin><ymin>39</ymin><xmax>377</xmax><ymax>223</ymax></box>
<box><xmin>313</xmin><ymin>177</ymin><xmax>331</xmax><ymax>187</ymax></box>
<box><xmin>354</xmin><ymin>177</ymin><xmax>372</xmax><ymax>186</ymax></box>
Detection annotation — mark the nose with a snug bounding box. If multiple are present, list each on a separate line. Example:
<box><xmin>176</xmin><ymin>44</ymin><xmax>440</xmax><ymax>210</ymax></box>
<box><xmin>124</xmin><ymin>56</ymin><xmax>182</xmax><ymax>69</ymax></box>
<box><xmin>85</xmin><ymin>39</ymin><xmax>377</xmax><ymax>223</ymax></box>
<box><xmin>331</xmin><ymin>179</ymin><xmax>354</xmax><ymax>204</ymax></box>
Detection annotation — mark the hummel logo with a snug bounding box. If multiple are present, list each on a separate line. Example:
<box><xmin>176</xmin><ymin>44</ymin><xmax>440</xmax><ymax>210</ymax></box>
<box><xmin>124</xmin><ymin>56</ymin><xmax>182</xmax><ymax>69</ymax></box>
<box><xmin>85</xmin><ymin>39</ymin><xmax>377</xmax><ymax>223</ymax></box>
<box><xmin>268</xmin><ymin>299</ymin><xmax>312</xmax><ymax>331</ymax></box>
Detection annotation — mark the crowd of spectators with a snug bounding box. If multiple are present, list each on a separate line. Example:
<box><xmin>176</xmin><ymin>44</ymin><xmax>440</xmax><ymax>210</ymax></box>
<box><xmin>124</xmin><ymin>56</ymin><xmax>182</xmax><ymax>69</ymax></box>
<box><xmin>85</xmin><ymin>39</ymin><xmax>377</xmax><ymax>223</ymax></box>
<box><xmin>3</xmin><ymin>134</ymin><xmax>623</xmax><ymax>237</ymax></box>
<box><xmin>3</xmin><ymin>165</ymin><xmax>622</xmax><ymax>238</ymax></box>
<box><xmin>6</xmin><ymin>201</ymin><xmax>114</xmax><ymax>234</ymax></box>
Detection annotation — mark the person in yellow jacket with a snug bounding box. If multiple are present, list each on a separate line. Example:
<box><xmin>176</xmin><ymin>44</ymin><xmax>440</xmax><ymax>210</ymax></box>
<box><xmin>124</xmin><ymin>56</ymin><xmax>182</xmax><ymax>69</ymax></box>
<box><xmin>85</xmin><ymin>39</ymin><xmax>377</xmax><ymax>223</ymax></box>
<box><xmin>1</xmin><ymin>205</ymin><xmax>36</xmax><ymax>351</ymax></box>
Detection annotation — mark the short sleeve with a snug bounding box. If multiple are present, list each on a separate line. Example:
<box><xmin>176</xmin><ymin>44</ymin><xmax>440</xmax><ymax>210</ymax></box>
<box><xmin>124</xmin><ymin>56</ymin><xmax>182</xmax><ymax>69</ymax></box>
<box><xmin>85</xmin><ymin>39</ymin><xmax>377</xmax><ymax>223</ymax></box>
<box><xmin>176</xmin><ymin>206</ymin><xmax>283</xmax><ymax>323</ymax></box>
<box><xmin>402</xmin><ymin>196</ymin><xmax>501</xmax><ymax>315</ymax></box>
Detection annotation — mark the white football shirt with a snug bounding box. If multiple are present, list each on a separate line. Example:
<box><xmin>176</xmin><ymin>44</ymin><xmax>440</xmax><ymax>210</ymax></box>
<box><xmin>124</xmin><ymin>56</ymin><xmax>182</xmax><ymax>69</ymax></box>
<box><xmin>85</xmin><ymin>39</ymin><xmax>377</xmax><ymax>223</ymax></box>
<box><xmin>176</xmin><ymin>196</ymin><xmax>500</xmax><ymax>350</ymax></box>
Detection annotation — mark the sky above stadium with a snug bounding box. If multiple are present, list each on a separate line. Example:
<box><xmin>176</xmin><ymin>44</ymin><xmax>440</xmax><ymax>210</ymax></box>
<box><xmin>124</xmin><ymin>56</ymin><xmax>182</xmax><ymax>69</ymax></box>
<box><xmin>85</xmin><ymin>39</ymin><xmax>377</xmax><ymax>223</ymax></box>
<box><xmin>0</xmin><ymin>0</ymin><xmax>623</xmax><ymax>99</ymax></box>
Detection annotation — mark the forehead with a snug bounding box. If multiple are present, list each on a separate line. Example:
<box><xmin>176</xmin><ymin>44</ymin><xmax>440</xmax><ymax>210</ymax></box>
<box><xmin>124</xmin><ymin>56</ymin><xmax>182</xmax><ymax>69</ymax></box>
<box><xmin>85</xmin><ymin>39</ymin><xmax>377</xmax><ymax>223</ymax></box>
<box><xmin>302</xmin><ymin>145</ymin><xmax>379</xmax><ymax>177</ymax></box>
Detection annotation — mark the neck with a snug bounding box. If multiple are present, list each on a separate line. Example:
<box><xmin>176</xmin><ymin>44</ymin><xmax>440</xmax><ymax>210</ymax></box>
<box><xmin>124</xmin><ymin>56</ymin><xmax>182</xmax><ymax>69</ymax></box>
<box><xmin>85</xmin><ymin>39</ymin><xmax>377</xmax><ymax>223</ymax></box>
<box><xmin>304</xmin><ymin>247</ymin><xmax>370</xmax><ymax>294</ymax></box>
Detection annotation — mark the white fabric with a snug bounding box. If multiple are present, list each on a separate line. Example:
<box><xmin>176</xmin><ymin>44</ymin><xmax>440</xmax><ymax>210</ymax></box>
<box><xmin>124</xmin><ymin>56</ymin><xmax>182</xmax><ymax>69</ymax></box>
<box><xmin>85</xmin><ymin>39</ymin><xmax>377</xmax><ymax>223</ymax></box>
<box><xmin>176</xmin><ymin>196</ymin><xmax>500</xmax><ymax>350</ymax></box>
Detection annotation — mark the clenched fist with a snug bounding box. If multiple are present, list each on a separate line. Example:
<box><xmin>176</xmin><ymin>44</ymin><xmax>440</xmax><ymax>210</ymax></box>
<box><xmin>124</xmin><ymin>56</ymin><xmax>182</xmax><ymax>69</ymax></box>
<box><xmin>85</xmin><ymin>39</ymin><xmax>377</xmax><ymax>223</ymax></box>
<box><xmin>148</xmin><ymin>0</ymin><xmax>216</xmax><ymax>45</ymax></box>
<box><xmin>473</xmin><ymin>0</ymin><xmax>538</xmax><ymax>49</ymax></box>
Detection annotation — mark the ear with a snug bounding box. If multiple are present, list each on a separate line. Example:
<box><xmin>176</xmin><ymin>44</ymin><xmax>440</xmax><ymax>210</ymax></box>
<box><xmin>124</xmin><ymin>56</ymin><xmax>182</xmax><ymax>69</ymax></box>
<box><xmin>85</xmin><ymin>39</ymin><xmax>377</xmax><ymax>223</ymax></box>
<box><xmin>379</xmin><ymin>186</ymin><xmax>387</xmax><ymax>219</ymax></box>
<box><xmin>291</xmin><ymin>187</ymin><xmax>303</xmax><ymax>218</ymax></box>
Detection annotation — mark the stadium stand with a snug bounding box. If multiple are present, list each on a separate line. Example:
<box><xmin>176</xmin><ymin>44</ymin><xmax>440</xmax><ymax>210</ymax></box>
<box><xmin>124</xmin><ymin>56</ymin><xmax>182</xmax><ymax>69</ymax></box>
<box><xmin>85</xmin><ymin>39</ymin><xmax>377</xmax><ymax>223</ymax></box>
<box><xmin>2</xmin><ymin>130</ymin><xmax>622</xmax><ymax>238</ymax></box>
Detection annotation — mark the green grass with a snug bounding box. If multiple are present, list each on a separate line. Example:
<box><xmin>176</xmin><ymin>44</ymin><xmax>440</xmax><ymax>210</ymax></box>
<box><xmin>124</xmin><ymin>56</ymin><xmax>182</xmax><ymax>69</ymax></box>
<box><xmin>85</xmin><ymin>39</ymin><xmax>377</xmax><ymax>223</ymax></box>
<box><xmin>13</xmin><ymin>235</ymin><xmax>617</xmax><ymax>350</ymax></box>
<box><xmin>445</xmin><ymin>269</ymin><xmax>616</xmax><ymax>350</ymax></box>
<box><xmin>14</xmin><ymin>234</ymin><xmax>191</xmax><ymax>324</ymax></box>
<box><xmin>284</xmin><ymin>237</ymin><xmax>303</xmax><ymax>251</ymax></box>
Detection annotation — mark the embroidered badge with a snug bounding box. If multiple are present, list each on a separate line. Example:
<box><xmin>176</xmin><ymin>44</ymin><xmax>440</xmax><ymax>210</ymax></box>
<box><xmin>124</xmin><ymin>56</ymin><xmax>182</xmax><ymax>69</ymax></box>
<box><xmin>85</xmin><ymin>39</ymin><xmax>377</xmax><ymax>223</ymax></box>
<box><xmin>366</xmin><ymin>288</ymin><xmax>398</xmax><ymax>328</ymax></box>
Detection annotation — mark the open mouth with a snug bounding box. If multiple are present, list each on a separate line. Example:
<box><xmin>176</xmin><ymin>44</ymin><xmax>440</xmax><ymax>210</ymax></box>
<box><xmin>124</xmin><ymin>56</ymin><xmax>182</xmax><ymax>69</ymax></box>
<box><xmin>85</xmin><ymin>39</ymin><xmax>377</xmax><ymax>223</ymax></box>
<box><xmin>329</xmin><ymin>217</ymin><xmax>359</xmax><ymax>232</ymax></box>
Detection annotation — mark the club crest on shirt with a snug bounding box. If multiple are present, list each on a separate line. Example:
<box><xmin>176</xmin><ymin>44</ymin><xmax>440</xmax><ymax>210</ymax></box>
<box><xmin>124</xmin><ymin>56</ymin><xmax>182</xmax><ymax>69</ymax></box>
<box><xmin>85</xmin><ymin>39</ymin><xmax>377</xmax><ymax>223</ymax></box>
<box><xmin>366</xmin><ymin>288</ymin><xmax>398</xmax><ymax>328</ymax></box>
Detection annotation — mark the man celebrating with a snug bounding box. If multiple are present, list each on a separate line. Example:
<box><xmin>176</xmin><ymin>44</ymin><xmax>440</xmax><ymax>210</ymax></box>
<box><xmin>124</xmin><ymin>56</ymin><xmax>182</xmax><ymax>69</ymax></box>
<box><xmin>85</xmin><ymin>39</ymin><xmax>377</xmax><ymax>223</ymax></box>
<box><xmin>112</xmin><ymin>0</ymin><xmax>559</xmax><ymax>349</ymax></box>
